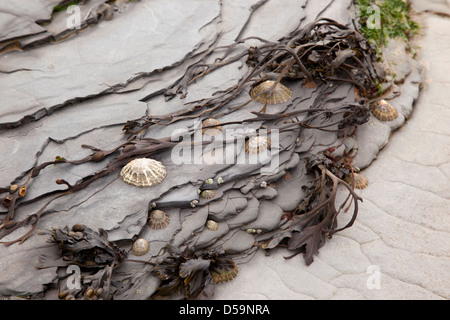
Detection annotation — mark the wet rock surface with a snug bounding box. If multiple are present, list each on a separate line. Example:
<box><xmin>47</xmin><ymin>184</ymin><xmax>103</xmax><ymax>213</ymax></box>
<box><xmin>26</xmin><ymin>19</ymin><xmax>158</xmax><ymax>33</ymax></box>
<box><xmin>0</xmin><ymin>0</ymin><xmax>427</xmax><ymax>299</ymax></box>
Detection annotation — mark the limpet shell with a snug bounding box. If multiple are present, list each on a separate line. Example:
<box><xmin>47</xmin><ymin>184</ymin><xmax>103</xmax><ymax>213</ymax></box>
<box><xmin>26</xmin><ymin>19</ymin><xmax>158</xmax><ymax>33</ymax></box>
<box><xmin>202</xmin><ymin>118</ymin><xmax>222</xmax><ymax>136</ymax></box>
<box><xmin>245</xmin><ymin>136</ymin><xmax>271</xmax><ymax>154</ymax></box>
<box><xmin>200</xmin><ymin>190</ymin><xmax>216</xmax><ymax>200</ymax></box>
<box><xmin>345</xmin><ymin>172</ymin><xmax>369</xmax><ymax>189</ymax></box>
<box><xmin>205</xmin><ymin>219</ymin><xmax>219</xmax><ymax>231</ymax></box>
<box><xmin>210</xmin><ymin>261</ymin><xmax>239</xmax><ymax>284</ymax></box>
<box><xmin>131</xmin><ymin>238</ymin><xmax>150</xmax><ymax>256</ymax></box>
<box><xmin>250</xmin><ymin>80</ymin><xmax>292</xmax><ymax>105</ymax></box>
<box><xmin>370</xmin><ymin>100</ymin><xmax>398</xmax><ymax>121</ymax></box>
<box><xmin>120</xmin><ymin>158</ymin><xmax>167</xmax><ymax>187</ymax></box>
<box><xmin>148</xmin><ymin>209</ymin><xmax>170</xmax><ymax>230</ymax></box>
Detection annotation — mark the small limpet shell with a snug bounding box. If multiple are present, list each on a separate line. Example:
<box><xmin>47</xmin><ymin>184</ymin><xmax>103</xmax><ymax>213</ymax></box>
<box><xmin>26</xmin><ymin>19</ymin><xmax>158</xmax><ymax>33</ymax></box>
<box><xmin>148</xmin><ymin>209</ymin><xmax>170</xmax><ymax>230</ymax></box>
<box><xmin>202</xmin><ymin>118</ymin><xmax>222</xmax><ymax>136</ymax></box>
<box><xmin>345</xmin><ymin>172</ymin><xmax>369</xmax><ymax>189</ymax></box>
<box><xmin>131</xmin><ymin>238</ymin><xmax>150</xmax><ymax>256</ymax></box>
<box><xmin>120</xmin><ymin>158</ymin><xmax>167</xmax><ymax>187</ymax></box>
<box><xmin>205</xmin><ymin>219</ymin><xmax>219</xmax><ymax>231</ymax></box>
<box><xmin>250</xmin><ymin>80</ymin><xmax>292</xmax><ymax>105</ymax></box>
<box><xmin>245</xmin><ymin>136</ymin><xmax>271</xmax><ymax>154</ymax></box>
<box><xmin>370</xmin><ymin>100</ymin><xmax>398</xmax><ymax>121</ymax></box>
<box><xmin>210</xmin><ymin>260</ymin><xmax>239</xmax><ymax>284</ymax></box>
<box><xmin>200</xmin><ymin>190</ymin><xmax>216</xmax><ymax>200</ymax></box>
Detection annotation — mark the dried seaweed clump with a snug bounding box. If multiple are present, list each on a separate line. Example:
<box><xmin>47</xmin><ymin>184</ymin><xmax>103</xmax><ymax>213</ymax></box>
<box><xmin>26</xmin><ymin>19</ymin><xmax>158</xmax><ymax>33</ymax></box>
<box><xmin>151</xmin><ymin>245</ymin><xmax>238</xmax><ymax>299</ymax></box>
<box><xmin>36</xmin><ymin>224</ymin><xmax>127</xmax><ymax>300</ymax></box>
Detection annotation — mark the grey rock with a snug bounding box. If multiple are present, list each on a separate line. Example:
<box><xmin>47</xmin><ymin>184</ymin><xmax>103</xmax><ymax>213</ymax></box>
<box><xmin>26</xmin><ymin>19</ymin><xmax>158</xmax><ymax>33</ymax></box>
<box><xmin>244</xmin><ymin>200</ymin><xmax>284</xmax><ymax>232</ymax></box>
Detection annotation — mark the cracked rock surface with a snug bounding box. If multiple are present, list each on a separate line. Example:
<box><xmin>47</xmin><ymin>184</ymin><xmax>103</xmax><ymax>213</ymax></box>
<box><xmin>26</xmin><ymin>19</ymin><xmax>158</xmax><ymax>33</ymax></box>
<box><xmin>0</xmin><ymin>0</ymin><xmax>446</xmax><ymax>300</ymax></box>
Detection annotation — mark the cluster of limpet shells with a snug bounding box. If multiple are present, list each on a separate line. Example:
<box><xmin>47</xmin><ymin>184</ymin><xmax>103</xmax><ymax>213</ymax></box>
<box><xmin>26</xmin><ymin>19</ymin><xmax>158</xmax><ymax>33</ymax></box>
<box><xmin>250</xmin><ymin>80</ymin><xmax>292</xmax><ymax>105</ymax></box>
<box><xmin>370</xmin><ymin>99</ymin><xmax>399</xmax><ymax>122</ymax></box>
<box><xmin>119</xmin><ymin>158</ymin><xmax>167</xmax><ymax>187</ymax></box>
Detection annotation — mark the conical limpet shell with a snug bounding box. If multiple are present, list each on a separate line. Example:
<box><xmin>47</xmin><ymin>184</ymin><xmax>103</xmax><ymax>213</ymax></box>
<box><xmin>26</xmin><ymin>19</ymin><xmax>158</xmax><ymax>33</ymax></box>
<box><xmin>245</xmin><ymin>136</ymin><xmax>271</xmax><ymax>154</ymax></box>
<box><xmin>205</xmin><ymin>219</ymin><xmax>219</xmax><ymax>231</ymax></box>
<box><xmin>120</xmin><ymin>158</ymin><xmax>167</xmax><ymax>187</ymax></box>
<box><xmin>202</xmin><ymin>118</ymin><xmax>222</xmax><ymax>136</ymax></box>
<box><xmin>200</xmin><ymin>190</ymin><xmax>216</xmax><ymax>200</ymax></box>
<box><xmin>345</xmin><ymin>172</ymin><xmax>369</xmax><ymax>189</ymax></box>
<box><xmin>210</xmin><ymin>260</ymin><xmax>239</xmax><ymax>284</ymax></box>
<box><xmin>250</xmin><ymin>80</ymin><xmax>292</xmax><ymax>105</ymax></box>
<box><xmin>131</xmin><ymin>238</ymin><xmax>150</xmax><ymax>256</ymax></box>
<box><xmin>148</xmin><ymin>209</ymin><xmax>170</xmax><ymax>230</ymax></box>
<box><xmin>370</xmin><ymin>100</ymin><xmax>398</xmax><ymax>121</ymax></box>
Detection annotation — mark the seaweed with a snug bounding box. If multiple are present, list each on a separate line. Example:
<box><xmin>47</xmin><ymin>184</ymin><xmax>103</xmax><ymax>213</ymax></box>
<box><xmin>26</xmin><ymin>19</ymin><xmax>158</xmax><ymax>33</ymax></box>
<box><xmin>151</xmin><ymin>245</ymin><xmax>238</xmax><ymax>300</ymax></box>
<box><xmin>356</xmin><ymin>0</ymin><xmax>419</xmax><ymax>54</ymax></box>
<box><xmin>36</xmin><ymin>224</ymin><xmax>127</xmax><ymax>300</ymax></box>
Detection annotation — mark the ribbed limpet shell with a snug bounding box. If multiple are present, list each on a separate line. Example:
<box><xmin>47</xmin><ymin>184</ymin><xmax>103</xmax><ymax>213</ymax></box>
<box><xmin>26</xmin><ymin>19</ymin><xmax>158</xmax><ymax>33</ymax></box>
<box><xmin>202</xmin><ymin>118</ymin><xmax>222</xmax><ymax>136</ymax></box>
<box><xmin>205</xmin><ymin>219</ymin><xmax>219</xmax><ymax>231</ymax></box>
<box><xmin>120</xmin><ymin>158</ymin><xmax>167</xmax><ymax>187</ymax></box>
<box><xmin>250</xmin><ymin>80</ymin><xmax>292</xmax><ymax>104</ymax></box>
<box><xmin>370</xmin><ymin>100</ymin><xmax>398</xmax><ymax>121</ymax></box>
<box><xmin>210</xmin><ymin>261</ymin><xmax>239</xmax><ymax>284</ymax></box>
<box><xmin>200</xmin><ymin>190</ymin><xmax>216</xmax><ymax>200</ymax></box>
<box><xmin>345</xmin><ymin>172</ymin><xmax>369</xmax><ymax>189</ymax></box>
<box><xmin>148</xmin><ymin>209</ymin><xmax>170</xmax><ymax>229</ymax></box>
<box><xmin>245</xmin><ymin>136</ymin><xmax>271</xmax><ymax>154</ymax></box>
<box><xmin>131</xmin><ymin>238</ymin><xmax>150</xmax><ymax>256</ymax></box>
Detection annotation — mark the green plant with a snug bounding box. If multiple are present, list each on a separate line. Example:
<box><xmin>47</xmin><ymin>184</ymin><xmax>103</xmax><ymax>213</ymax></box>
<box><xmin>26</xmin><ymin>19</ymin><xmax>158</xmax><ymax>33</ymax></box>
<box><xmin>52</xmin><ymin>0</ymin><xmax>80</xmax><ymax>13</ymax></box>
<box><xmin>356</xmin><ymin>0</ymin><xmax>419</xmax><ymax>49</ymax></box>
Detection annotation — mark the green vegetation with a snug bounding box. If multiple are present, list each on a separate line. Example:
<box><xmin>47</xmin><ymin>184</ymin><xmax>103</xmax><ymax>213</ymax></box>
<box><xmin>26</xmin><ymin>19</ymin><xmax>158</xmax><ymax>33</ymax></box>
<box><xmin>52</xmin><ymin>0</ymin><xmax>80</xmax><ymax>13</ymax></box>
<box><xmin>356</xmin><ymin>0</ymin><xmax>419</xmax><ymax>49</ymax></box>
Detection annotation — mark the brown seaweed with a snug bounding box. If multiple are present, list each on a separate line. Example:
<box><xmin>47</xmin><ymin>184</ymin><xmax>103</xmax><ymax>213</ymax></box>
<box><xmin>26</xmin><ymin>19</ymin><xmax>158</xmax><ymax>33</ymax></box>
<box><xmin>151</xmin><ymin>245</ymin><xmax>238</xmax><ymax>300</ymax></box>
<box><xmin>36</xmin><ymin>224</ymin><xmax>127</xmax><ymax>300</ymax></box>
